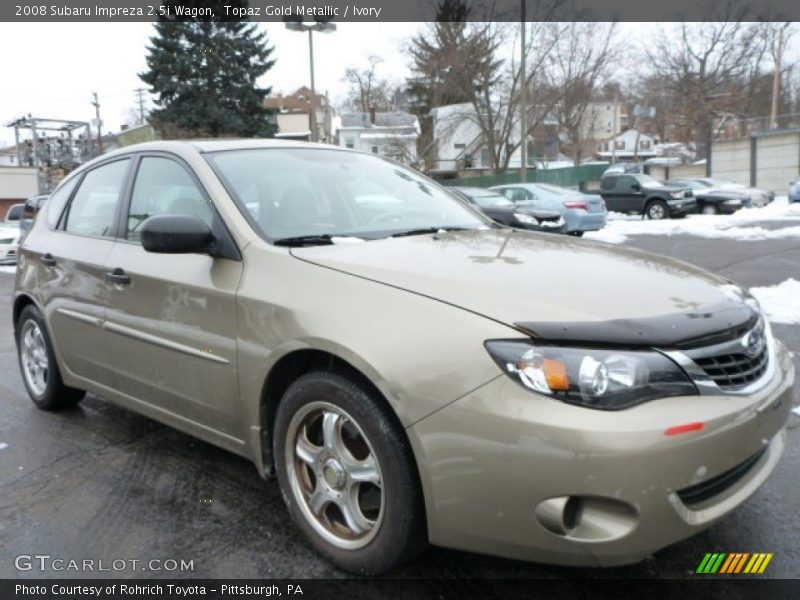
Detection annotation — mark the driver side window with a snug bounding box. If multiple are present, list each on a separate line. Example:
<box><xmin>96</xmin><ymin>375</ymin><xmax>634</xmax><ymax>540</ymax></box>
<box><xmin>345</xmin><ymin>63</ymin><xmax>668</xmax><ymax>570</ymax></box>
<box><xmin>127</xmin><ymin>157</ymin><xmax>213</xmax><ymax>242</ymax></box>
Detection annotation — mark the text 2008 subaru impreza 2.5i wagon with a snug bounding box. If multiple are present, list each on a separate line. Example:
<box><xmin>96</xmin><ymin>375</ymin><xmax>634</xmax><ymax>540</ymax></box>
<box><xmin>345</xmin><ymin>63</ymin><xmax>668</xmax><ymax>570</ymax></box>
<box><xmin>13</xmin><ymin>141</ymin><xmax>795</xmax><ymax>574</ymax></box>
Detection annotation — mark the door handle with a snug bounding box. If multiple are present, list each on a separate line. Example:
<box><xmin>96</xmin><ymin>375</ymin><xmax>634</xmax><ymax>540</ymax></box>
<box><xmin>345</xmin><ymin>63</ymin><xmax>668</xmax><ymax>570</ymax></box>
<box><xmin>41</xmin><ymin>253</ymin><xmax>57</xmax><ymax>267</ymax></box>
<box><xmin>105</xmin><ymin>268</ymin><xmax>131</xmax><ymax>285</ymax></box>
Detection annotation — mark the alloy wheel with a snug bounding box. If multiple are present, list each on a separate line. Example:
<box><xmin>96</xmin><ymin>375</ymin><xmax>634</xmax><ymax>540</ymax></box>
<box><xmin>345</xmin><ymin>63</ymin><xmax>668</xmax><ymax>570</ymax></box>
<box><xmin>285</xmin><ymin>401</ymin><xmax>384</xmax><ymax>550</ymax></box>
<box><xmin>21</xmin><ymin>319</ymin><xmax>49</xmax><ymax>396</ymax></box>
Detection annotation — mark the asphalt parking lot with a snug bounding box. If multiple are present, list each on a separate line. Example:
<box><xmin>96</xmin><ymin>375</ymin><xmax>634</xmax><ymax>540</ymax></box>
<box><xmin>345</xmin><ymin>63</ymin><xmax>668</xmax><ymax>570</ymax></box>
<box><xmin>1</xmin><ymin>230</ymin><xmax>799</xmax><ymax>581</ymax></box>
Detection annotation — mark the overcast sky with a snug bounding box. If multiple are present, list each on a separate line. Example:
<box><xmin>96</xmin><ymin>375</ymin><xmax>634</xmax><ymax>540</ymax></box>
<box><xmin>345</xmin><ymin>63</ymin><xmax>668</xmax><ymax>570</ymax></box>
<box><xmin>0</xmin><ymin>21</ymin><xmax>422</xmax><ymax>147</ymax></box>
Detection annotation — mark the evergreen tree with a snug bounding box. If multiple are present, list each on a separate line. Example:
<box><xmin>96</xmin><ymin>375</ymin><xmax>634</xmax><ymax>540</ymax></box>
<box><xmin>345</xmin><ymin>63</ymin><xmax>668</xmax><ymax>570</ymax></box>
<box><xmin>140</xmin><ymin>0</ymin><xmax>276</xmax><ymax>138</ymax></box>
<box><xmin>405</xmin><ymin>0</ymin><xmax>501</xmax><ymax>169</ymax></box>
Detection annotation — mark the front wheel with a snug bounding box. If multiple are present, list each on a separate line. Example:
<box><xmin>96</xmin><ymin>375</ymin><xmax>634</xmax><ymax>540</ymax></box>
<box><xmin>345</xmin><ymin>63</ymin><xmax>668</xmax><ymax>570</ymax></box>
<box><xmin>16</xmin><ymin>305</ymin><xmax>85</xmax><ymax>410</ymax></box>
<box><xmin>274</xmin><ymin>371</ymin><xmax>426</xmax><ymax>574</ymax></box>
<box><xmin>645</xmin><ymin>200</ymin><xmax>669</xmax><ymax>220</ymax></box>
<box><xmin>701</xmin><ymin>203</ymin><xmax>718</xmax><ymax>215</ymax></box>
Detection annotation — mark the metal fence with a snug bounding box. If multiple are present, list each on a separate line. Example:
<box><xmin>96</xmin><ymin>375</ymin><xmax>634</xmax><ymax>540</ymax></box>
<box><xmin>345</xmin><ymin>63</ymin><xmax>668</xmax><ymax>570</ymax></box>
<box><xmin>436</xmin><ymin>164</ymin><xmax>608</xmax><ymax>189</ymax></box>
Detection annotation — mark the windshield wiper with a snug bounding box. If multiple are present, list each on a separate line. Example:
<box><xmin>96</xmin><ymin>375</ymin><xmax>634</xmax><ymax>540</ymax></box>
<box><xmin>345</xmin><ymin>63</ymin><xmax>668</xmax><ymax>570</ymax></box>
<box><xmin>390</xmin><ymin>226</ymin><xmax>471</xmax><ymax>238</ymax></box>
<box><xmin>273</xmin><ymin>234</ymin><xmax>335</xmax><ymax>247</ymax></box>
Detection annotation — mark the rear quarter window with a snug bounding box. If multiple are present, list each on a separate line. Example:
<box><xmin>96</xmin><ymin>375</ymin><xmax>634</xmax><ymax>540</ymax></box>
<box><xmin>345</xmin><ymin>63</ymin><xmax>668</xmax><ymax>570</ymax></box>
<box><xmin>45</xmin><ymin>177</ymin><xmax>80</xmax><ymax>229</ymax></box>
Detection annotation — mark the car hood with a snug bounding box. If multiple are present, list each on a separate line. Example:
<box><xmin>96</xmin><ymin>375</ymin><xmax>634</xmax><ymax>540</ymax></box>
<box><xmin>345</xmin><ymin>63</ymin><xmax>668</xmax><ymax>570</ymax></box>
<box><xmin>291</xmin><ymin>229</ymin><xmax>754</xmax><ymax>345</ymax></box>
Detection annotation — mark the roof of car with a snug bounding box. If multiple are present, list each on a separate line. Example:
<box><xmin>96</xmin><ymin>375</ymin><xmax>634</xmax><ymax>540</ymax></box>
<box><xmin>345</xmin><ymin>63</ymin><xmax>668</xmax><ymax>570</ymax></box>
<box><xmin>120</xmin><ymin>139</ymin><xmax>340</xmax><ymax>153</ymax></box>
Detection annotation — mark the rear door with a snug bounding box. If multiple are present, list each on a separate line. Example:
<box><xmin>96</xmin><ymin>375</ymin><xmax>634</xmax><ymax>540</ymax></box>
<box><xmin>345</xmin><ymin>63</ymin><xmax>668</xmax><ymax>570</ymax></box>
<box><xmin>28</xmin><ymin>158</ymin><xmax>133</xmax><ymax>387</ymax></box>
<box><xmin>103</xmin><ymin>154</ymin><xmax>244</xmax><ymax>437</ymax></box>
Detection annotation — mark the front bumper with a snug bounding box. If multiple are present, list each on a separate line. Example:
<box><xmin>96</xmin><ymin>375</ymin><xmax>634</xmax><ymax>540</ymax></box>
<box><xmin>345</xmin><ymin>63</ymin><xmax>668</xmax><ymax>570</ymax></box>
<box><xmin>408</xmin><ymin>339</ymin><xmax>794</xmax><ymax>567</ymax></box>
<box><xmin>668</xmin><ymin>198</ymin><xmax>697</xmax><ymax>216</ymax></box>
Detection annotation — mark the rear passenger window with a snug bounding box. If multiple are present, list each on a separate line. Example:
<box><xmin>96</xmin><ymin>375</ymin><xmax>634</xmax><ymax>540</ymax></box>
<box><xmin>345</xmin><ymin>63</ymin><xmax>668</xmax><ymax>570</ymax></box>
<box><xmin>46</xmin><ymin>178</ymin><xmax>79</xmax><ymax>229</ymax></box>
<box><xmin>600</xmin><ymin>177</ymin><xmax>615</xmax><ymax>191</ymax></box>
<box><xmin>127</xmin><ymin>157</ymin><xmax>213</xmax><ymax>242</ymax></box>
<box><xmin>64</xmin><ymin>159</ymin><xmax>131</xmax><ymax>237</ymax></box>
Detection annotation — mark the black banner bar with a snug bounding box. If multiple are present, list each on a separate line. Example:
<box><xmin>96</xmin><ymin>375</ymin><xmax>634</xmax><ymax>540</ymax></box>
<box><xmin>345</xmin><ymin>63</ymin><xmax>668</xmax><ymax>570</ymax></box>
<box><xmin>3</xmin><ymin>579</ymin><xmax>800</xmax><ymax>600</ymax></box>
<box><xmin>3</xmin><ymin>0</ymin><xmax>800</xmax><ymax>23</ymax></box>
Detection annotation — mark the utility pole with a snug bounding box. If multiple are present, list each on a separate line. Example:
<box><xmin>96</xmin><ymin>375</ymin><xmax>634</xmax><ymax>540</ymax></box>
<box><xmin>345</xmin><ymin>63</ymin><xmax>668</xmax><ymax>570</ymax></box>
<box><xmin>134</xmin><ymin>88</ymin><xmax>147</xmax><ymax>124</ymax></box>
<box><xmin>91</xmin><ymin>92</ymin><xmax>103</xmax><ymax>154</ymax></box>
<box><xmin>519</xmin><ymin>0</ymin><xmax>527</xmax><ymax>182</ymax></box>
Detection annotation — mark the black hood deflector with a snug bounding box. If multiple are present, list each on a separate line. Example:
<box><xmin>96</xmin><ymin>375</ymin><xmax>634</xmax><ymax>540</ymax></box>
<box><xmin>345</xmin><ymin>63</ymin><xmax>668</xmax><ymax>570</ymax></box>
<box><xmin>515</xmin><ymin>301</ymin><xmax>757</xmax><ymax>349</ymax></box>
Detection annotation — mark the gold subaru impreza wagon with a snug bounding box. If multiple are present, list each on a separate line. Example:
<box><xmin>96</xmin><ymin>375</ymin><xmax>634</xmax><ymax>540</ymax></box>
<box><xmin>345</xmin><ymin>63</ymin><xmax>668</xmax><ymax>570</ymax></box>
<box><xmin>13</xmin><ymin>141</ymin><xmax>794</xmax><ymax>574</ymax></box>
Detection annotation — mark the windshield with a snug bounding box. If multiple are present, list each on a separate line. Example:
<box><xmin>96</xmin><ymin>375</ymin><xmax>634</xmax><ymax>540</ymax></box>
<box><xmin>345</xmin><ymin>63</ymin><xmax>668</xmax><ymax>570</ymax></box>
<box><xmin>669</xmin><ymin>180</ymin><xmax>701</xmax><ymax>190</ymax></box>
<box><xmin>207</xmin><ymin>149</ymin><xmax>486</xmax><ymax>242</ymax></box>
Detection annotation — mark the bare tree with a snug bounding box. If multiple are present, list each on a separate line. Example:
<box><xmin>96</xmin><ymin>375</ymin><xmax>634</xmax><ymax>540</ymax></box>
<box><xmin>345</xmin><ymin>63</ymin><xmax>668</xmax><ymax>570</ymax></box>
<box><xmin>647</xmin><ymin>0</ymin><xmax>763</xmax><ymax>156</ymax></box>
<box><xmin>762</xmin><ymin>22</ymin><xmax>795</xmax><ymax>129</ymax></box>
<box><xmin>550</xmin><ymin>21</ymin><xmax>620</xmax><ymax>164</ymax></box>
<box><xmin>342</xmin><ymin>55</ymin><xmax>398</xmax><ymax>113</ymax></box>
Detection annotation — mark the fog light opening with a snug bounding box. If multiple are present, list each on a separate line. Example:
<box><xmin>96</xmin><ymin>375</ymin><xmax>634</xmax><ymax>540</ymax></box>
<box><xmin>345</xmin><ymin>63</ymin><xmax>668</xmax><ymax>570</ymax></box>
<box><xmin>563</xmin><ymin>496</ymin><xmax>583</xmax><ymax>531</ymax></box>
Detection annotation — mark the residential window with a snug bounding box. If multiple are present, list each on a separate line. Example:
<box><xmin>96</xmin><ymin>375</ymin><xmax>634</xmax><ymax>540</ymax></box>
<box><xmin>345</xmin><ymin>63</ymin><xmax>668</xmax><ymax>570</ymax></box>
<box><xmin>371</xmin><ymin>146</ymin><xmax>379</xmax><ymax>154</ymax></box>
<box><xmin>640</xmin><ymin>140</ymin><xmax>651</xmax><ymax>150</ymax></box>
<box><xmin>614</xmin><ymin>140</ymin><xmax>625</xmax><ymax>150</ymax></box>
<box><xmin>454</xmin><ymin>143</ymin><xmax>466</xmax><ymax>150</ymax></box>
<box><xmin>345</xmin><ymin>138</ymin><xmax>354</xmax><ymax>149</ymax></box>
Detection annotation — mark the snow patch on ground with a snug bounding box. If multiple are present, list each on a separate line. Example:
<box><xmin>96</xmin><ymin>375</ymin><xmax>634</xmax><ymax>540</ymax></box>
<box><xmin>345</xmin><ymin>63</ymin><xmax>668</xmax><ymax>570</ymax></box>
<box><xmin>749</xmin><ymin>279</ymin><xmax>800</xmax><ymax>325</ymax></box>
<box><xmin>0</xmin><ymin>443</ymin><xmax>8</xmax><ymax>450</ymax></box>
<box><xmin>586</xmin><ymin>196</ymin><xmax>800</xmax><ymax>244</ymax></box>
<box><xmin>0</xmin><ymin>266</ymin><xmax>16</xmax><ymax>274</ymax></box>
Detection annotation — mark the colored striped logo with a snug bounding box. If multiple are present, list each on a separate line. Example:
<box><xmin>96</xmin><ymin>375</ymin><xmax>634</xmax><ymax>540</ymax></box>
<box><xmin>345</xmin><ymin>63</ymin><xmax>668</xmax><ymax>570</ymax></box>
<box><xmin>696</xmin><ymin>553</ymin><xmax>773</xmax><ymax>574</ymax></box>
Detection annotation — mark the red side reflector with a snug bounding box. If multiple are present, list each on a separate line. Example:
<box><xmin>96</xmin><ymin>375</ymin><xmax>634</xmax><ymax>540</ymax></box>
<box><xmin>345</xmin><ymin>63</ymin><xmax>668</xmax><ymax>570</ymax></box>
<box><xmin>664</xmin><ymin>422</ymin><xmax>705</xmax><ymax>436</ymax></box>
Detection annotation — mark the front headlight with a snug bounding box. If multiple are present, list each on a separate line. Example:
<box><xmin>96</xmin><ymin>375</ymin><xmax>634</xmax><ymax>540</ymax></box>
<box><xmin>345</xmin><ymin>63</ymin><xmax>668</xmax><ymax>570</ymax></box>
<box><xmin>513</xmin><ymin>212</ymin><xmax>539</xmax><ymax>225</ymax></box>
<box><xmin>670</xmin><ymin>191</ymin><xmax>684</xmax><ymax>199</ymax></box>
<box><xmin>724</xmin><ymin>198</ymin><xmax>742</xmax><ymax>205</ymax></box>
<box><xmin>485</xmin><ymin>340</ymin><xmax>697</xmax><ymax>410</ymax></box>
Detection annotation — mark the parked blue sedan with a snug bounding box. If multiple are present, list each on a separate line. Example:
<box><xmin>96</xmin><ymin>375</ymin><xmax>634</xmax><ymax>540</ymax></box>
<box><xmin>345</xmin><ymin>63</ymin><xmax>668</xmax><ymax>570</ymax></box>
<box><xmin>488</xmin><ymin>183</ymin><xmax>607</xmax><ymax>236</ymax></box>
<box><xmin>790</xmin><ymin>179</ymin><xmax>800</xmax><ymax>203</ymax></box>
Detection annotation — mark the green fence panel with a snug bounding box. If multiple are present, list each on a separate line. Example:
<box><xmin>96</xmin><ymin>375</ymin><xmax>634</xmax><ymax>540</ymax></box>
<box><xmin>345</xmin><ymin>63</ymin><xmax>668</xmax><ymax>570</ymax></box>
<box><xmin>436</xmin><ymin>164</ymin><xmax>607</xmax><ymax>189</ymax></box>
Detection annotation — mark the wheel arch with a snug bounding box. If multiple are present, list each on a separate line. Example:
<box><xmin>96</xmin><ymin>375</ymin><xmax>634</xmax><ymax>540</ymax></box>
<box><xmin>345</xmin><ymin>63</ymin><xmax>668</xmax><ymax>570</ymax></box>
<box><xmin>257</xmin><ymin>348</ymin><xmax>408</xmax><ymax>479</ymax></box>
<box><xmin>12</xmin><ymin>293</ymin><xmax>38</xmax><ymax>335</ymax></box>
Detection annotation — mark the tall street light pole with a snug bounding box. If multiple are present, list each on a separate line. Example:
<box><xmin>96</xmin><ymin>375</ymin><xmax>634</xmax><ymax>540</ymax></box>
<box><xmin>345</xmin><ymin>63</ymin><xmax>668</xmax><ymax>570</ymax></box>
<box><xmin>519</xmin><ymin>1</ymin><xmax>527</xmax><ymax>182</ymax></box>
<box><xmin>285</xmin><ymin>18</ymin><xmax>337</xmax><ymax>143</ymax></box>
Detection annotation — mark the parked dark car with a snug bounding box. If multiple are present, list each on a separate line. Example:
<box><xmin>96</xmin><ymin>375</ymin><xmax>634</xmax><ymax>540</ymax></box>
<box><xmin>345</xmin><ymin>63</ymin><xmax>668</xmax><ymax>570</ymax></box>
<box><xmin>19</xmin><ymin>194</ymin><xmax>48</xmax><ymax>241</ymax></box>
<box><xmin>665</xmin><ymin>180</ymin><xmax>748</xmax><ymax>215</ymax></box>
<box><xmin>589</xmin><ymin>174</ymin><xmax>696</xmax><ymax>219</ymax></box>
<box><xmin>449</xmin><ymin>187</ymin><xmax>566</xmax><ymax>234</ymax></box>
<box><xmin>688</xmin><ymin>178</ymin><xmax>774</xmax><ymax>207</ymax></box>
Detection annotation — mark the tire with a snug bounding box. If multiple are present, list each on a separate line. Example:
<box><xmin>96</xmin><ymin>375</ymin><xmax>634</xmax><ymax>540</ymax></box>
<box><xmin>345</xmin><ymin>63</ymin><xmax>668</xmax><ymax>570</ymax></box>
<box><xmin>645</xmin><ymin>200</ymin><xmax>669</xmax><ymax>220</ymax></box>
<box><xmin>16</xmin><ymin>304</ymin><xmax>85</xmax><ymax>410</ymax></box>
<box><xmin>700</xmin><ymin>203</ymin><xmax>718</xmax><ymax>215</ymax></box>
<box><xmin>569</xmin><ymin>231</ymin><xmax>585</xmax><ymax>237</ymax></box>
<box><xmin>274</xmin><ymin>371</ymin><xmax>426</xmax><ymax>575</ymax></box>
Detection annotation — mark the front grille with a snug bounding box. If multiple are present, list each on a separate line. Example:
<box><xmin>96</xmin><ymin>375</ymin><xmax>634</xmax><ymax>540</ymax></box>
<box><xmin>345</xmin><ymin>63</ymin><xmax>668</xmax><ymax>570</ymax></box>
<box><xmin>684</xmin><ymin>190</ymin><xmax>693</xmax><ymax>198</ymax></box>
<box><xmin>677</xmin><ymin>448</ymin><xmax>766</xmax><ymax>506</ymax></box>
<box><xmin>694</xmin><ymin>347</ymin><xmax>768</xmax><ymax>390</ymax></box>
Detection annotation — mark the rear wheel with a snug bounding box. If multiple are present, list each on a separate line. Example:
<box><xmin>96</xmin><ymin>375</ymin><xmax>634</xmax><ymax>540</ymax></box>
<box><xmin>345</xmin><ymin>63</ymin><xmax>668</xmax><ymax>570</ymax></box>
<box><xmin>16</xmin><ymin>305</ymin><xmax>84</xmax><ymax>410</ymax></box>
<box><xmin>569</xmin><ymin>231</ymin><xmax>584</xmax><ymax>237</ymax></box>
<box><xmin>274</xmin><ymin>371</ymin><xmax>426</xmax><ymax>575</ymax></box>
<box><xmin>701</xmin><ymin>203</ymin><xmax>718</xmax><ymax>215</ymax></box>
<box><xmin>645</xmin><ymin>200</ymin><xmax>668</xmax><ymax>220</ymax></box>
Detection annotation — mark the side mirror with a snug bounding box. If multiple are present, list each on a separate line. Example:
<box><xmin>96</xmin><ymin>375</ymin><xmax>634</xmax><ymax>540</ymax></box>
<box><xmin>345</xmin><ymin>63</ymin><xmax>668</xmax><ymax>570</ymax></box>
<box><xmin>631</xmin><ymin>183</ymin><xmax>641</xmax><ymax>192</ymax></box>
<box><xmin>140</xmin><ymin>215</ymin><xmax>215</xmax><ymax>254</ymax></box>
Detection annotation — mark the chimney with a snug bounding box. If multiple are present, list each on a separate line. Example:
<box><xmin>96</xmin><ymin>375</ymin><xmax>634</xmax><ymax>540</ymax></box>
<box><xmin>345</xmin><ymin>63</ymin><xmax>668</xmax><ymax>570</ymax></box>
<box><xmin>369</xmin><ymin>106</ymin><xmax>376</xmax><ymax>125</ymax></box>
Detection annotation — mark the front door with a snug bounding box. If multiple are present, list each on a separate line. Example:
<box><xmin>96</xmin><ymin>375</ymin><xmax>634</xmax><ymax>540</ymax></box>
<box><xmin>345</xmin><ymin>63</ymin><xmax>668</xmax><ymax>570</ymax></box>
<box><xmin>103</xmin><ymin>155</ymin><xmax>244</xmax><ymax>437</ymax></box>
